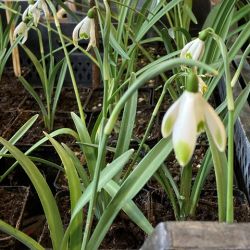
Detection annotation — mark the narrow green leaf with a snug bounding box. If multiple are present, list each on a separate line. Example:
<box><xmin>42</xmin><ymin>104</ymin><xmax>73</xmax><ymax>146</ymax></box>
<box><xmin>45</xmin><ymin>133</ymin><xmax>83</xmax><ymax>250</ymax></box>
<box><xmin>87</xmin><ymin>138</ymin><xmax>173</xmax><ymax>250</ymax></box>
<box><xmin>0</xmin><ymin>138</ymin><xmax>64</xmax><ymax>250</ymax></box>
<box><xmin>18</xmin><ymin>76</ymin><xmax>47</xmax><ymax>117</ymax></box>
<box><xmin>0</xmin><ymin>114</ymin><xmax>38</xmax><ymax>158</ymax></box>
<box><xmin>71</xmin><ymin>112</ymin><xmax>97</xmax><ymax>178</ymax></box>
<box><xmin>51</xmin><ymin>59</ymin><xmax>68</xmax><ymax>120</ymax></box>
<box><xmin>0</xmin><ymin>219</ymin><xmax>44</xmax><ymax>250</ymax></box>
<box><xmin>60</xmin><ymin>149</ymin><xmax>134</xmax><ymax>250</ymax></box>
<box><xmin>22</xmin><ymin>45</ymin><xmax>46</xmax><ymax>85</ymax></box>
<box><xmin>115</xmin><ymin>73</ymin><xmax>138</xmax><ymax>158</ymax></box>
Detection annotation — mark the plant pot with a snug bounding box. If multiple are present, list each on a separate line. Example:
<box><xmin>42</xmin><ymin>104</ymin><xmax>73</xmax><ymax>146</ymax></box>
<box><xmin>232</xmin><ymin>59</ymin><xmax>250</xmax><ymax>202</ymax></box>
<box><xmin>141</xmin><ymin>221</ymin><xmax>250</xmax><ymax>250</ymax></box>
<box><xmin>0</xmin><ymin>186</ymin><xmax>29</xmax><ymax>248</ymax></box>
<box><xmin>218</xmin><ymin>61</ymin><xmax>250</xmax><ymax>201</ymax></box>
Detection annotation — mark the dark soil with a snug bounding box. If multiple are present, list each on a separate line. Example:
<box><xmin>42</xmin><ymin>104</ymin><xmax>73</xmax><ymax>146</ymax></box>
<box><xmin>20</xmin><ymin>87</ymin><xmax>91</xmax><ymax>113</ymax></box>
<box><xmin>0</xmin><ymin>186</ymin><xmax>29</xmax><ymax>248</ymax></box>
<box><xmin>134</xmin><ymin>107</ymin><xmax>160</xmax><ymax>141</ymax></box>
<box><xmin>0</xmin><ymin>74</ymin><xmax>27</xmax><ymax>113</ymax></box>
<box><xmin>0</xmin><ymin>112</ymin><xmax>18</xmax><ymax>136</ymax></box>
<box><xmin>3</xmin><ymin>111</ymin><xmax>76</xmax><ymax>146</ymax></box>
<box><xmin>57</xmin><ymin>87</ymin><xmax>90</xmax><ymax>112</ymax></box>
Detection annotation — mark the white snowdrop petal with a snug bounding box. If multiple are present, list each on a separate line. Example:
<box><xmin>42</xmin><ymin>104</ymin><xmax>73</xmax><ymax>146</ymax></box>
<box><xmin>180</xmin><ymin>38</ymin><xmax>205</xmax><ymax>60</ymax></box>
<box><xmin>21</xmin><ymin>30</ymin><xmax>28</xmax><ymax>44</ymax></box>
<box><xmin>172</xmin><ymin>92</ymin><xmax>198</xmax><ymax>166</ymax></box>
<box><xmin>161</xmin><ymin>97</ymin><xmax>181</xmax><ymax>138</ymax></box>
<box><xmin>192</xmin><ymin>39</ymin><xmax>204</xmax><ymax>60</ymax></box>
<box><xmin>204</xmin><ymin>102</ymin><xmax>226</xmax><ymax>151</ymax></box>
<box><xmin>72</xmin><ymin>19</ymin><xmax>85</xmax><ymax>44</ymax></box>
<box><xmin>180</xmin><ymin>41</ymin><xmax>193</xmax><ymax>58</ymax></box>
<box><xmin>41</xmin><ymin>1</ymin><xmax>50</xmax><ymax>18</ymax></box>
<box><xmin>79</xmin><ymin>17</ymin><xmax>91</xmax><ymax>38</ymax></box>
<box><xmin>22</xmin><ymin>8</ymin><xmax>29</xmax><ymax>21</ymax></box>
<box><xmin>14</xmin><ymin>22</ymin><xmax>29</xmax><ymax>44</ymax></box>
<box><xmin>193</xmin><ymin>93</ymin><xmax>205</xmax><ymax>133</ymax></box>
<box><xmin>87</xmin><ymin>19</ymin><xmax>96</xmax><ymax>51</ymax></box>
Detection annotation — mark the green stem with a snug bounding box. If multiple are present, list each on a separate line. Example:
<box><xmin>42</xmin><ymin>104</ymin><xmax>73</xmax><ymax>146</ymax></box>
<box><xmin>81</xmin><ymin>134</ymin><xmax>108</xmax><ymax>250</ymax></box>
<box><xmin>206</xmin><ymin>127</ymin><xmax>226</xmax><ymax>222</ymax></box>
<box><xmin>36</xmin><ymin>28</ymin><xmax>50</xmax><ymax>130</ymax></box>
<box><xmin>180</xmin><ymin>162</ymin><xmax>192</xmax><ymax>219</ymax></box>
<box><xmin>226</xmin><ymin>110</ymin><xmax>234</xmax><ymax>223</ymax></box>
<box><xmin>105</xmin><ymin>58</ymin><xmax>217</xmax><ymax>135</ymax></box>
<box><xmin>47</xmin><ymin>1</ymin><xmax>86</xmax><ymax>125</ymax></box>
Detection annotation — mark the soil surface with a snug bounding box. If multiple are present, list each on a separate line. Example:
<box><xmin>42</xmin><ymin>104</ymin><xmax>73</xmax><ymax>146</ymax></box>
<box><xmin>3</xmin><ymin>111</ymin><xmax>76</xmax><ymax>146</ymax></box>
<box><xmin>0</xmin><ymin>73</ymin><xmax>27</xmax><ymax>113</ymax></box>
<box><xmin>0</xmin><ymin>186</ymin><xmax>29</xmax><ymax>248</ymax></box>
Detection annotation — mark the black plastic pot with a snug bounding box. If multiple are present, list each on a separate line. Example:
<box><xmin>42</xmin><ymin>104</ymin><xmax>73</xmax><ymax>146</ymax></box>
<box><xmin>218</xmin><ymin>61</ymin><xmax>250</xmax><ymax>201</ymax></box>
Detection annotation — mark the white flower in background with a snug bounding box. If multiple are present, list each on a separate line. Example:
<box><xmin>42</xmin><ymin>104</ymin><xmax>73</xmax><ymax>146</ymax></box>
<box><xmin>72</xmin><ymin>8</ymin><xmax>96</xmax><ymax>51</ymax></box>
<box><xmin>22</xmin><ymin>0</ymin><xmax>49</xmax><ymax>27</ymax></box>
<box><xmin>22</xmin><ymin>3</ymin><xmax>40</xmax><ymax>26</ymax></box>
<box><xmin>37</xmin><ymin>0</ymin><xmax>50</xmax><ymax>19</ymax></box>
<box><xmin>161</xmin><ymin>73</ymin><xmax>226</xmax><ymax>166</ymax></box>
<box><xmin>13</xmin><ymin>21</ymin><xmax>29</xmax><ymax>44</ymax></box>
<box><xmin>180</xmin><ymin>38</ymin><xmax>205</xmax><ymax>61</ymax></box>
<box><xmin>14</xmin><ymin>0</ymin><xmax>50</xmax><ymax>44</ymax></box>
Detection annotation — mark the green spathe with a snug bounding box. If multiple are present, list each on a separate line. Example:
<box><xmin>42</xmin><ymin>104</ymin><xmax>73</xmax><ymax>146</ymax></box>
<box><xmin>186</xmin><ymin>72</ymin><xmax>199</xmax><ymax>93</ymax></box>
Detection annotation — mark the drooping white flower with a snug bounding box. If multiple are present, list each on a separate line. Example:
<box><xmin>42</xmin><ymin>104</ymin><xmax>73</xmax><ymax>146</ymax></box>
<box><xmin>13</xmin><ymin>21</ymin><xmax>30</xmax><ymax>44</ymax></box>
<box><xmin>22</xmin><ymin>0</ymin><xmax>49</xmax><ymax>27</ymax></box>
<box><xmin>180</xmin><ymin>38</ymin><xmax>205</xmax><ymax>61</ymax></box>
<box><xmin>22</xmin><ymin>3</ymin><xmax>40</xmax><ymax>26</ymax></box>
<box><xmin>37</xmin><ymin>0</ymin><xmax>50</xmax><ymax>19</ymax></box>
<box><xmin>161</xmin><ymin>75</ymin><xmax>226</xmax><ymax>167</ymax></box>
<box><xmin>72</xmin><ymin>9</ymin><xmax>96</xmax><ymax>51</ymax></box>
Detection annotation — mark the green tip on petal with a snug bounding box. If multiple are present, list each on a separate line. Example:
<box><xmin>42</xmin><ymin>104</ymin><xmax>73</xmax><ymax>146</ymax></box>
<box><xmin>175</xmin><ymin>141</ymin><xmax>192</xmax><ymax>166</ymax></box>
<box><xmin>162</xmin><ymin>116</ymin><xmax>174</xmax><ymax>137</ymax></box>
<box><xmin>186</xmin><ymin>71</ymin><xmax>199</xmax><ymax>93</ymax></box>
<box><xmin>80</xmin><ymin>32</ymin><xmax>89</xmax><ymax>39</ymax></box>
<box><xmin>185</xmin><ymin>52</ymin><xmax>192</xmax><ymax>59</ymax></box>
<box><xmin>197</xmin><ymin>121</ymin><xmax>205</xmax><ymax>133</ymax></box>
<box><xmin>215</xmin><ymin>130</ymin><xmax>224</xmax><ymax>151</ymax></box>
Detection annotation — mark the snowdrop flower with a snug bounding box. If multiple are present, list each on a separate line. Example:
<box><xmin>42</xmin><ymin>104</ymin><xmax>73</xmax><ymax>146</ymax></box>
<box><xmin>22</xmin><ymin>0</ymin><xmax>49</xmax><ymax>27</ymax></box>
<box><xmin>161</xmin><ymin>72</ymin><xmax>226</xmax><ymax>166</ymax></box>
<box><xmin>72</xmin><ymin>8</ymin><xmax>96</xmax><ymax>51</ymax></box>
<box><xmin>13</xmin><ymin>21</ymin><xmax>29</xmax><ymax>44</ymax></box>
<box><xmin>22</xmin><ymin>3</ymin><xmax>39</xmax><ymax>26</ymax></box>
<box><xmin>180</xmin><ymin>38</ymin><xmax>205</xmax><ymax>61</ymax></box>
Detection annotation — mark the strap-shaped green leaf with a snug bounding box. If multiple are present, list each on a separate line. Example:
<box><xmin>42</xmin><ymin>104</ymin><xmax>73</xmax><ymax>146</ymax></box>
<box><xmin>0</xmin><ymin>138</ymin><xmax>64</xmax><ymax>250</ymax></box>
<box><xmin>88</xmin><ymin>138</ymin><xmax>172</xmax><ymax>250</ymax></box>
<box><xmin>0</xmin><ymin>219</ymin><xmax>44</xmax><ymax>250</ymax></box>
<box><xmin>60</xmin><ymin>149</ymin><xmax>134</xmax><ymax>250</ymax></box>
<box><xmin>45</xmin><ymin>133</ymin><xmax>83</xmax><ymax>250</ymax></box>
